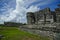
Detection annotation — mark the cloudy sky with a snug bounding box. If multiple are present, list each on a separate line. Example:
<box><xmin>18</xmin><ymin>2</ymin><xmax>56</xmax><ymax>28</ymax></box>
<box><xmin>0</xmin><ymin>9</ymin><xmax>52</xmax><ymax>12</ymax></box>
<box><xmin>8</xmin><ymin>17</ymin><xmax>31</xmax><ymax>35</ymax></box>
<box><xmin>0</xmin><ymin>0</ymin><xmax>60</xmax><ymax>24</ymax></box>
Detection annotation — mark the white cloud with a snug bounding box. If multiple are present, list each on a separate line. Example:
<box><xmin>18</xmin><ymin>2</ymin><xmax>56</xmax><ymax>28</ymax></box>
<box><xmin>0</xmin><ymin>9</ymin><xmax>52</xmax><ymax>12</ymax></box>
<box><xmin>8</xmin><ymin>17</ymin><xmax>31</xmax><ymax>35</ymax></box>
<box><xmin>0</xmin><ymin>0</ymin><xmax>54</xmax><ymax>24</ymax></box>
<box><xmin>36</xmin><ymin>0</ymin><xmax>54</xmax><ymax>6</ymax></box>
<box><xmin>9</xmin><ymin>0</ymin><xmax>40</xmax><ymax>23</ymax></box>
<box><xmin>27</xmin><ymin>5</ymin><xmax>39</xmax><ymax>12</ymax></box>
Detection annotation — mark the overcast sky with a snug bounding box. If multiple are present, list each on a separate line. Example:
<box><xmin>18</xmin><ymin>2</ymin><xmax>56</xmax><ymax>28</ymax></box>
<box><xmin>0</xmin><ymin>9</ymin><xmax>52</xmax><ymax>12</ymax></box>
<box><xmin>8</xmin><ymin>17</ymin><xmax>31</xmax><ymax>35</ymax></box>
<box><xmin>0</xmin><ymin>0</ymin><xmax>60</xmax><ymax>24</ymax></box>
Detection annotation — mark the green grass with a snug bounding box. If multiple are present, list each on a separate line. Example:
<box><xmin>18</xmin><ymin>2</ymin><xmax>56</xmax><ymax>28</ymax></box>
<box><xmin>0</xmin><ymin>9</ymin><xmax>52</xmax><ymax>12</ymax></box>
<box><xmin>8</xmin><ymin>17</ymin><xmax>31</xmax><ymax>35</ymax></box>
<box><xmin>0</xmin><ymin>26</ymin><xmax>50</xmax><ymax>40</ymax></box>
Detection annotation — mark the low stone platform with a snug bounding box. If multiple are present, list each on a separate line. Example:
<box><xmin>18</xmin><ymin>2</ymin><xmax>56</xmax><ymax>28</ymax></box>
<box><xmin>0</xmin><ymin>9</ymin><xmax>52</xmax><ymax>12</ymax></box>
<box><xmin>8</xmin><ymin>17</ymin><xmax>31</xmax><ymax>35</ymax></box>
<box><xmin>19</xmin><ymin>23</ymin><xmax>60</xmax><ymax>40</ymax></box>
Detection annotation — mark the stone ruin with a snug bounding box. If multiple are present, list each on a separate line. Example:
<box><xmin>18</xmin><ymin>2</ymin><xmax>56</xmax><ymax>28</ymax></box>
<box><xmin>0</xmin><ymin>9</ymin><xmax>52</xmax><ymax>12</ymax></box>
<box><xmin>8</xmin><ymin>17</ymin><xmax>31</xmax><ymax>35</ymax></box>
<box><xmin>20</xmin><ymin>4</ymin><xmax>60</xmax><ymax>40</ymax></box>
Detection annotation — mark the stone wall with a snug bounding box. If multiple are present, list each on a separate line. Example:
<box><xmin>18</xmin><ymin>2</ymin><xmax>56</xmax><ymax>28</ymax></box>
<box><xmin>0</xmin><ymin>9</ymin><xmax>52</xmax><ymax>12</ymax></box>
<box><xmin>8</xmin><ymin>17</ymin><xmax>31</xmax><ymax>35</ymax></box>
<box><xmin>19</xmin><ymin>23</ymin><xmax>60</xmax><ymax>40</ymax></box>
<box><xmin>19</xmin><ymin>24</ymin><xmax>57</xmax><ymax>36</ymax></box>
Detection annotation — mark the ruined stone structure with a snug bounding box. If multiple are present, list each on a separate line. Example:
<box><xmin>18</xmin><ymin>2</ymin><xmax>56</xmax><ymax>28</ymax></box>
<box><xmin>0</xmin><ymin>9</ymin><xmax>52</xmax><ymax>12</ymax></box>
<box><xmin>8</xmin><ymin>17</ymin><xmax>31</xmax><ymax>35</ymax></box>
<box><xmin>20</xmin><ymin>4</ymin><xmax>60</xmax><ymax>40</ymax></box>
<box><xmin>55</xmin><ymin>8</ymin><xmax>60</xmax><ymax>22</ymax></box>
<box><xmin>27</xmin><ymin>12</ymin><xmax>36</xmax><ymax>24</ymax></box>
<box><xmin>27</xmin><ymin>8</ymin><xmax>58</xmax><ymax>24</ymax></box>
<box><xmin>25</xmin><ymin>5</ymin><xmax>60</xmax><ymax>40</ymax></box>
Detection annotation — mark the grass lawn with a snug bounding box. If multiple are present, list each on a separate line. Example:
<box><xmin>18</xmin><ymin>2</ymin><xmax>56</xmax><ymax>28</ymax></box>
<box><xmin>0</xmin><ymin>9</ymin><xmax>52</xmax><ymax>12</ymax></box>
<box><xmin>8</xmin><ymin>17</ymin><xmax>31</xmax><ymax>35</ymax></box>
<box><xmin>0</xmin><ymin>26</ymin><xmax>50</xmax><ymax>40</ymax></box>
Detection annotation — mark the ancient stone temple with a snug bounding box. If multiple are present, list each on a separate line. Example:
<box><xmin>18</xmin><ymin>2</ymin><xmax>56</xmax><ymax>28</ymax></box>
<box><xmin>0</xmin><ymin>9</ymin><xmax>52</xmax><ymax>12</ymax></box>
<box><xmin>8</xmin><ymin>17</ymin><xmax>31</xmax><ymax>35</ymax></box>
<box><xmin>24</xmin><ymin>5</ymin><xmax>60</xmax><ymax>40</ymax></box>
<box><xmin>27</xmin><ymin>8</ymin><xmax>57</xmax><ymax>24</ymax></box>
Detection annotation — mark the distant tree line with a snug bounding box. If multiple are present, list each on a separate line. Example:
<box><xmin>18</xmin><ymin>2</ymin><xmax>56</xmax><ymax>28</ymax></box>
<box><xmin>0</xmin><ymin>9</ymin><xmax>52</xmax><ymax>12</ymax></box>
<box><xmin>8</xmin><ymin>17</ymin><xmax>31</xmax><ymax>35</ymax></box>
<box><xmin>0</xmin><ymin>22</ymin><xmax>27</xmax><ymax>27</ymax></box>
